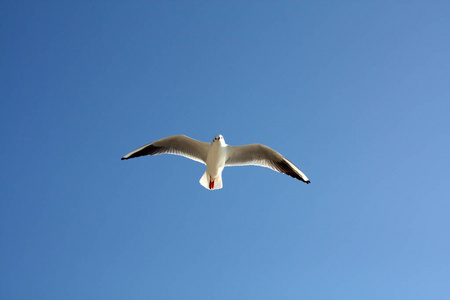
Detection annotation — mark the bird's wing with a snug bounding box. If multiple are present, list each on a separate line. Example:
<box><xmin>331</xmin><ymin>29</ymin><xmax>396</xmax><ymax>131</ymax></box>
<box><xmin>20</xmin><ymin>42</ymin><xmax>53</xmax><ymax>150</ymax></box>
<box><xmin>225</xmin><ymin>144</ymin><xmax>310</xmax><ymax>183</ymax></box>
<box><xmin>121</xmin><ymin>135</ymin><xmax>210</xmax><ymax>164</ymax></box>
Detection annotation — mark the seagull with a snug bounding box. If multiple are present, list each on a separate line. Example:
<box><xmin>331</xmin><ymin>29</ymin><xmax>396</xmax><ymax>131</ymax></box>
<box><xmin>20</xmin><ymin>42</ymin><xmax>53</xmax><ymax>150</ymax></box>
<box><xmin>121</xmin><ymin>135</ymin><xmax>310</xmax><ymax>190</ymax></box>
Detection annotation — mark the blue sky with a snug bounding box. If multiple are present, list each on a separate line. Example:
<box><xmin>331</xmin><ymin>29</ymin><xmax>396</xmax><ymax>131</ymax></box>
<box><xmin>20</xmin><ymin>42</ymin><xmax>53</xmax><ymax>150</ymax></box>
<box><xmin>1</xmin><ymin>1</ymin><xmax>450</xmax><ymax>299</ymax></box>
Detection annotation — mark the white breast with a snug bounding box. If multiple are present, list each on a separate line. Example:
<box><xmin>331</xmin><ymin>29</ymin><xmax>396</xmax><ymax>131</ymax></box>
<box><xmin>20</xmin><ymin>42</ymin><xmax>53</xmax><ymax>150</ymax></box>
<box><xmin>206</xmin><ymin>143</ymin><xmax>226</xmax><ymax>177</ymax></box>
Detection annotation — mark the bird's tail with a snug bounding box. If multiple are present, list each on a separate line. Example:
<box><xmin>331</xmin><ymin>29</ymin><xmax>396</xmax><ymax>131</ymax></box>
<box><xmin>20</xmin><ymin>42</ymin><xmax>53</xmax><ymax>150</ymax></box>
<box><xmin>199</xmin><ymin>171</ymin><xmax>223</xmax><ymax>190</ymax></box>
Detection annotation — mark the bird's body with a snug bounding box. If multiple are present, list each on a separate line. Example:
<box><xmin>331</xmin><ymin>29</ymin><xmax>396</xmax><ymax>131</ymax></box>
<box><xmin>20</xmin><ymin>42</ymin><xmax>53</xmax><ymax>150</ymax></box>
<box><xmin>203</xmin><ymin>137</ymin><xmax>226</xmax><ymax>189</ymax></box>
<box><xmin>121</xmin><ymin>135</ymin><xmax>310</xmax><ymax>190</ymax></box>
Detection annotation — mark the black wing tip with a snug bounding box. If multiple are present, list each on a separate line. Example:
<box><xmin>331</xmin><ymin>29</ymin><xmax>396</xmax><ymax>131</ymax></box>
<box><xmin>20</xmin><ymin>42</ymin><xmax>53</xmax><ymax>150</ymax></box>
<box><xmin>121</xmin><ymin>156</ymin><xmax>128</xmax><ymax>160</ymax></box>
<box><xmin>305</xmin><ymin>180</ymin><xmax>311</xmax><ymax>184</ymax></box>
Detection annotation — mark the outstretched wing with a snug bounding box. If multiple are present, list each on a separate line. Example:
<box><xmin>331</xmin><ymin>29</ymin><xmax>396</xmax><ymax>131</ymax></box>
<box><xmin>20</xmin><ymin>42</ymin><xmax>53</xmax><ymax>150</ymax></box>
<box><xmin>225</xmin><ymin>144</ymin><xmax>310</xmax><ymax>183</ymax></box>
<box><xmin>121</xmin><ymin>135</ymin><xmax>210</xmax><ymax>164</ymax></box>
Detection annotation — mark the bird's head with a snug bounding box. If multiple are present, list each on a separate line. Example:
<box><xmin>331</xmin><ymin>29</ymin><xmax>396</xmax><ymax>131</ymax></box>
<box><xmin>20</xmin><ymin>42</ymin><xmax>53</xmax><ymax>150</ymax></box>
<box><xmin>212</xmin><ymin>134</ymin><xmax>226</xmax><ymax>145</ymax></box>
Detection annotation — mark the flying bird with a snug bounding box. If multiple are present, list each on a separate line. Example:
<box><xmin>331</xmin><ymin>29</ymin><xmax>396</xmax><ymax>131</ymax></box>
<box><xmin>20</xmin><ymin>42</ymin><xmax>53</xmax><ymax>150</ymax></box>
<box><xmin>121</xmin><ymin>135</ymin><xmax>310</xmax><ymax>190</ymax></box>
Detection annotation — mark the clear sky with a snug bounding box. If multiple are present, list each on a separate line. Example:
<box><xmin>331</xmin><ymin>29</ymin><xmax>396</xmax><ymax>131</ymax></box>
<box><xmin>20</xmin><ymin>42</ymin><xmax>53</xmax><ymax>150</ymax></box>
<box><xmin>1</xmin><ymin>1</ymin><xmax>450</xmax><ymax>299</ymax></box>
